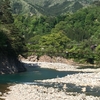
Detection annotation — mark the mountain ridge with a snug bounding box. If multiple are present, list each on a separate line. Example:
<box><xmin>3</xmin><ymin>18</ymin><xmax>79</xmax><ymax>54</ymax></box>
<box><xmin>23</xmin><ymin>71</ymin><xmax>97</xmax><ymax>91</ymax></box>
<box><xmin>10</xmin><ymin>0</ymin><xmax>100</xmax><ymax>16</ymax></box>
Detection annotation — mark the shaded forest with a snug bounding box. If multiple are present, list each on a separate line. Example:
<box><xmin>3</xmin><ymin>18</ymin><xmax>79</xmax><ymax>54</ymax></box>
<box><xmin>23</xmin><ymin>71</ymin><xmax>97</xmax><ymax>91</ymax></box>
<box><xmin>0</xmin><ymin>0</ymin><xmax>26</xmax><ymax>57</ymax></box>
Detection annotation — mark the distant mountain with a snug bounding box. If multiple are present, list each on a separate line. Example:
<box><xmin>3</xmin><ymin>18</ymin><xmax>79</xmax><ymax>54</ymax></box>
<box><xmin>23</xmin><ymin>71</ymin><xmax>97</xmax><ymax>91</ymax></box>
<box><xmin>10</xmin><ymin>0</ymin><xmax>100</xmax><ymax>16</ymax></box>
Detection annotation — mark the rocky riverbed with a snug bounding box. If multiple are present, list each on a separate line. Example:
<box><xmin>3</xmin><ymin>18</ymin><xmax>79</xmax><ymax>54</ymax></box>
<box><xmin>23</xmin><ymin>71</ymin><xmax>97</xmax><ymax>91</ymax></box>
<box><xmin>0</xmin><ymin>61</ymin><xmax>100</xmax><ymax>100</ymax></box>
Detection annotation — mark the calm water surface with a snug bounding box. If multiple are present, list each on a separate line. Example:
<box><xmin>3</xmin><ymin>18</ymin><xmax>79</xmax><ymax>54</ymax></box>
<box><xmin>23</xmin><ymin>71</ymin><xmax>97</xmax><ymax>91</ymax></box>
<box><xmin>0</xmin><ymin>67</ymin><xmax>79</xmax><ymax>83</ymax></box>
<box><xmin>0</xmin><ymin>67</ymin><xmax>78</xmax><ymax>95</ymax></box>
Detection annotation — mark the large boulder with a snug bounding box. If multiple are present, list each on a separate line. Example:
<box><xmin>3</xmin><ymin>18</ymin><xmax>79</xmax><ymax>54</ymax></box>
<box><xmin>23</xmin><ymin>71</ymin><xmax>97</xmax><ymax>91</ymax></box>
<box><xmin>27</xmin><ymin>55</ymin><xmax>38</xmax><ymax>62</ymax></box>
<box><xmin>38</xmin><ymin>55</ymin><xmax>52</xmax><ymax>62</ymax></box>
<box><xmin>51</xmin><ymin>56</ymin><xmax>68</xmax><ymax>63</ymax></box>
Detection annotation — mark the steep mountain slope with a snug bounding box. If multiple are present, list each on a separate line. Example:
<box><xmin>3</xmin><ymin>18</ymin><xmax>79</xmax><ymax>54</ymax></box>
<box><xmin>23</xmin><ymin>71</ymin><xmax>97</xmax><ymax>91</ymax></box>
<box><xmin>0</xmin><ymin>0</ymin><xmax>26</xmax><ymax>74</ymax></box>
<box><xmin>10</xmin><ymin>0</ymin><xmax>100</xmax><ymax>16</ymax></box>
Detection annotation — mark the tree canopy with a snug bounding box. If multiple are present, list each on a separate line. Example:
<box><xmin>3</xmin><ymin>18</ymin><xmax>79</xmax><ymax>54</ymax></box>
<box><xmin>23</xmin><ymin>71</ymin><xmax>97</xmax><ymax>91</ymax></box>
<box><xmin>0</xmin><ymin>0</ymin><xmax>26</xmax><ymax>56</ymax></box>
<box><xmin>13</xmin><ymin>5</ymin><xmax>100</xmax><ymax>65</ymax></box>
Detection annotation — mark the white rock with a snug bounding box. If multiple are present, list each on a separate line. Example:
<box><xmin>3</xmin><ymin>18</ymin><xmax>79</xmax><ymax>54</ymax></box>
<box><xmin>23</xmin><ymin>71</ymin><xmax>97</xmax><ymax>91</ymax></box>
<box><xmin>0</xmin><ymin>92</ymin><xmax>2</xmax><ymax>95</ymax></box>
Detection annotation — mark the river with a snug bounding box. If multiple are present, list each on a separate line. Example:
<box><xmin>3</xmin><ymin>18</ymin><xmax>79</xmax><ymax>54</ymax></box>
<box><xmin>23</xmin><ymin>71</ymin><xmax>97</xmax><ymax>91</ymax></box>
<box><xmin>0</xmin><ymin>67</ymin><xmax>80</xmax><ymax>96</ymax></box>
<box><xmin>0</xmin><ymin>66</ymin><xmax>100</xmax><ymax>98</ymax></box>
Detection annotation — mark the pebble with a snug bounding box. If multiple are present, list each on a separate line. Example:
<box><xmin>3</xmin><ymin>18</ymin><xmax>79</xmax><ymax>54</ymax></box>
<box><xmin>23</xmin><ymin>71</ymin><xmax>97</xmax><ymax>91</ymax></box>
<box><xmin>1</xmin><ymin>62</ymin><xmax>100</xmax><ymax>100</ymax></box>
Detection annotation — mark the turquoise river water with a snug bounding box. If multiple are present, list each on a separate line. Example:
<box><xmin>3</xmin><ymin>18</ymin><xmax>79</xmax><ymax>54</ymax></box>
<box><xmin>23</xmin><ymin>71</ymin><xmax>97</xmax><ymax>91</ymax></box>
<box><xmin>0</xmin><ymin>66</ymin><xmax>100</xmax><ymax>98</ymax></box>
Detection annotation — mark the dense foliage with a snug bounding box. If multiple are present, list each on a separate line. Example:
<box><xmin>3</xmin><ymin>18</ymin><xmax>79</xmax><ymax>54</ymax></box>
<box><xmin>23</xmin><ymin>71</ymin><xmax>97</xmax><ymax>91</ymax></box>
<box><xmin>13</xmin><ymin>4</ymin><xmax>100</xmax><ymax>66</ymax></box>
<box><xmin>1</xmin><ymin>0</ymin><xmax>100</xmax><ymax>66</ymax></box>
<box><xmin>0</xmin><ymin>0</ymin><xmax>26</xmax><ymax>56</ymax></box>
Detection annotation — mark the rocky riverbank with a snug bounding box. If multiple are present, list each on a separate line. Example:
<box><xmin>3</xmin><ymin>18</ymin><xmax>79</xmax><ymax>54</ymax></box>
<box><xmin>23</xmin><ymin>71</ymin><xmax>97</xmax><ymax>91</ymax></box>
<box><xmin>0</xmin><ymin>55</ymin><xmax>26</xmax><ymax>74</ymax></box>
<box><xmin>0</xmin><ymin>61</ymin><xmax>100</xmax><ymax>100</ymax></box>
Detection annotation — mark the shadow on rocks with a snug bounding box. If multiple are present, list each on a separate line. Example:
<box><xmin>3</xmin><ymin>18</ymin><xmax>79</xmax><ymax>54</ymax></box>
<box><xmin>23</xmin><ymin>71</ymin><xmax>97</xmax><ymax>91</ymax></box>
<box><xmin>22</xmin><ymin>62</ymin><xmax>40</xmax><ymax>71</ymax></box>
<box><xmin>32</xmin><ymin>81</ymin><xmax>100</xmax><ymax>97</ymax></box>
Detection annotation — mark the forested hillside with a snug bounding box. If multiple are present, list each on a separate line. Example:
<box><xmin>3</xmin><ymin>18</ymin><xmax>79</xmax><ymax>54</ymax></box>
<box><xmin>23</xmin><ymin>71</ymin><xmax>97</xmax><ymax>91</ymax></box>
<box><xmin>14</xmin><ymin>2</ymin><xmax>100</xmax><ymax>66</ymax></box>
<box><xmin>0</xmin><ymin>0</ymin><xmax>26</xmax><ymax>56</ymax></box>
<box><xmin>0</xmin><ymin>0</ymin><xmax>26</xmax><ymax>74</ymax></box>
<box><xmin>1</xmin><ymin>0</ymin><xmax>100</xmax><ymax>67</ymax></box>
<box><xmin>10</xmin><ymin>0</ymin><xmax>100</xmax><ymax>16</ymax></box>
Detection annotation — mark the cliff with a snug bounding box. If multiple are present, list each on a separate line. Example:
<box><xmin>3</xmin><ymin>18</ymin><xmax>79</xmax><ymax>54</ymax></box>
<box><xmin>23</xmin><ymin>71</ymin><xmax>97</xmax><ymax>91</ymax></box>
<box><xmin>0</xmin><ymin>54</ymin><xmax>26</xmax><ymax>74</ymax></box>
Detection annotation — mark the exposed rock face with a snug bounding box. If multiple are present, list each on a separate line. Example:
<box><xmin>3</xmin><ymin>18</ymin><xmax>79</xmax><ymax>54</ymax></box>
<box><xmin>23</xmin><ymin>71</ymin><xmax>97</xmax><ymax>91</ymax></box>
<box><xmin>0</xmin><ymin>55</ymin><xmax>26</xmax><ymax>74</ymax></box>
<box><xmin>38</xmin><ymin>55</ymin><xmax>70</xmax><ymax>63</ymax></box>
<box><xmin>22</xmin><ymin>55</ymin><xmax>75</xmax><ymax>65</ymax></box>
<box><xmin>27</xmin><ymin>55</ymin><xmax>38</xmax><ymax>62</ymax></box>
<box><xmin>38</xmin><ymin>55</ymin><xmax>52</xmax><ymax>62</ymax></box>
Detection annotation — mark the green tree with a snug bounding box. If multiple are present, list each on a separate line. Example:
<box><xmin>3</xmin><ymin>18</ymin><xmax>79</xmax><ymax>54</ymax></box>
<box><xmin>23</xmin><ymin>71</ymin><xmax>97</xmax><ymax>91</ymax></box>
<box><xmin>0</xmin><ymin>0</ymin><xmax>14</xmax><ymax>24</ymax></box>
<box><xmin>39</xmin><ymin>32</ymin><xmax>70</xmax><ymax>56</ymax></box>
<box><xmin>0</xmin><ymin>0</ymin><xmax>27</xmax><ymax>56</ymax></box>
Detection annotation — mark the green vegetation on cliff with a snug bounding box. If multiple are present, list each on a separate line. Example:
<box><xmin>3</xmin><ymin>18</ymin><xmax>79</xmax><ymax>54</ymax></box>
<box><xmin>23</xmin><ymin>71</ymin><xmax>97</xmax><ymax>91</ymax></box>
<box><xmin>0</xmin><ymin>0</ymin><xmax>26</xmax><ymax>56</ymax></box>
